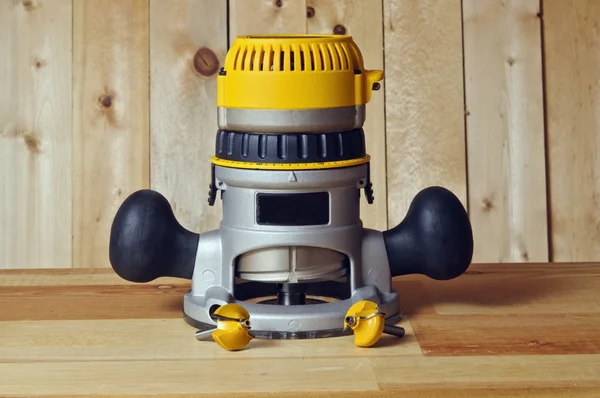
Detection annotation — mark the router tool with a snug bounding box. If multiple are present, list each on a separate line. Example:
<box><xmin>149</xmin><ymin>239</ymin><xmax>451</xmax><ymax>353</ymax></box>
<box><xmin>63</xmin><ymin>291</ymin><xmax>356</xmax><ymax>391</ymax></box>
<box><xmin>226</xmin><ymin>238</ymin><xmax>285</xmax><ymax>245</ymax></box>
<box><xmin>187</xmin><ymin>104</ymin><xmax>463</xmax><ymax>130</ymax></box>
<box><xmin>108</xmin><ymin>34</ymin><xmax>474</xmax><ymax>343</ymax></box>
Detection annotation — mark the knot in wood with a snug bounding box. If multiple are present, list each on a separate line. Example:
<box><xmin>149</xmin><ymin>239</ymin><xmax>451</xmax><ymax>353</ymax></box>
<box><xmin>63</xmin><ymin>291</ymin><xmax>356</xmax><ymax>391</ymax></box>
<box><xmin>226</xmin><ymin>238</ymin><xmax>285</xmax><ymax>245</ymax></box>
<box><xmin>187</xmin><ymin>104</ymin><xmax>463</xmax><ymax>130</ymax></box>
<box><xmin>527</xmin><ymin>340</ymin><xmax>549</xmax><ymax>348</ymax></box>
<box><xmin>193</xmin><ymin>47</ymin><xmax>219</xmax><ymax>77</ymax></box>
<box><xmin>306</xmin><ymin>6</ymin><xmax>315</xmax><ymax>18</ymax></box>
<box><xmin>275</xmin><ymin>0</ymin><xmax>283</xmax><ymax>7</ymax></box>
<box><xmin>99</xmin><ymin>95</ymin><xmax>112</xmax><ymax>109</ymax></box>
<box><xmin>21</xmin><ymin>0</ymin><xmax>36</xmax><ymax>11</ymax></box>
<box><xmin>333</xmin><ymin>24</ymin><xmax>346</xmax><ymax>35</ymax></box>
<box><xmin>482</xmin><ymin>198</ymin><xmax>494</xmax><ymax>212</ymax></box>
<box><xmin>23</xmin><ymin>132</ymin><xmax>41</xmax><ymax>154</ymax></box>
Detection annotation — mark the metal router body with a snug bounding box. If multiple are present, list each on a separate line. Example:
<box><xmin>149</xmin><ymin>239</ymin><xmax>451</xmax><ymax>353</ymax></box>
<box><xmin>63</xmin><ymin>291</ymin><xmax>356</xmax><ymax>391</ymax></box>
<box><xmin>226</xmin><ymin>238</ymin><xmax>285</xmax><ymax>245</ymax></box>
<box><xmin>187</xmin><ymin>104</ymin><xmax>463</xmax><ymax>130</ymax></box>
<box><xmin>218</xmin><ymin>105</ymin><xmax>366</xmax><ymax>133</ymax></box>
<box><xmin>184</xmin><ymin>164</ymin><xmax>401</xmax><ymax>338</ymax></box>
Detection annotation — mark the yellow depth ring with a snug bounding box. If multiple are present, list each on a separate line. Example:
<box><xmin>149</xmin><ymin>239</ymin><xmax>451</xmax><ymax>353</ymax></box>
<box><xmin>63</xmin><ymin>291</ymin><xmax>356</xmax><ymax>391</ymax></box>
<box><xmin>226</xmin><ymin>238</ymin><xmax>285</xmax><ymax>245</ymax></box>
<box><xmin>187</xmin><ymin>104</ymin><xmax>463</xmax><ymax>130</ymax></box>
<box><xmin>211</xmin><ymin>155</ymin><xmax>370</xmax><ymax>170</ymax></box>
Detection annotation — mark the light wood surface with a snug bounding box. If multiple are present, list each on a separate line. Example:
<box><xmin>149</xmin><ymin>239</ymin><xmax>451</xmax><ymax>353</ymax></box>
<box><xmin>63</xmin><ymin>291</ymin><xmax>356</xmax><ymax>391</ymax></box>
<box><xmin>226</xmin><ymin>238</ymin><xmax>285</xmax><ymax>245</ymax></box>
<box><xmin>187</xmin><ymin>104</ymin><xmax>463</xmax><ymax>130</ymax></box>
<box><xmin>463</xmin><ymin>0</ymin><xmax>549</xmax><ymax>262</ymax></box>
<box><xmin>307</xmin><ymin>0</ymin><xmax>388</xmax><ymax>231</ymax></box>
<box><xmin>229</xmin><ymin>0</ymin><xmax>307</xmax><ymax>38</ymax></box>
<box><xmin>73</xmin><ymin>0</ymin><xmax>150</xmax><ymax>268</ymax></box>
<box><xmin>543</xmin><ymin>0</ymin><xmax>600</xmax><ymax>262</ymax></box>
<box><xmin>1</xmin><ymin>263</ymin><xmax>599</xmax><ymax>396</ymax></box>
<box><xmin>382</xmin><ymin>0</ymin><xmax>468</xmax><ymax>227</ymax></box>
<box><xmin>149</xmin><ymin>0</ymin><xmax>227</xmax><ymax>234</ymax></box>
<box><xmin>0</xmin><ymin>0</ymin><xmax>73</xmax><ymax>269</ymax></box>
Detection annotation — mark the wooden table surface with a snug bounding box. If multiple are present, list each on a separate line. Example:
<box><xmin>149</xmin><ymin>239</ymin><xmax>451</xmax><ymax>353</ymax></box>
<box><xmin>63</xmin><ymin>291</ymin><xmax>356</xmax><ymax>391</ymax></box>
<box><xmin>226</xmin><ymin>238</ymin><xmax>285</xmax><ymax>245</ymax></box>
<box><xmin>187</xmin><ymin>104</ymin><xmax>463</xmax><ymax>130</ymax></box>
<box><xmin>1</xmin><ymin>263</ymin><xmax>600</xmax><ymax>397</ymax></box>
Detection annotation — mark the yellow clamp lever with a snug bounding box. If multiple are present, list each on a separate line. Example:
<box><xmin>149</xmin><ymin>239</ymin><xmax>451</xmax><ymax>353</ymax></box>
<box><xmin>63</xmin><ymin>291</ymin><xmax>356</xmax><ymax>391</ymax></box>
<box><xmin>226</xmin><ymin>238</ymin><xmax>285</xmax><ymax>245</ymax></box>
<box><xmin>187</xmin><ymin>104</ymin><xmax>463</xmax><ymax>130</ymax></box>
<box><xmin>344</xmin><ymin>300</ymin><xmax>405</xmax><ymax>348</ymax></box>
<box><xmin>195</xmin><ymin>303</ymin><xmax>254</xmax><ymax>351</ymax></box>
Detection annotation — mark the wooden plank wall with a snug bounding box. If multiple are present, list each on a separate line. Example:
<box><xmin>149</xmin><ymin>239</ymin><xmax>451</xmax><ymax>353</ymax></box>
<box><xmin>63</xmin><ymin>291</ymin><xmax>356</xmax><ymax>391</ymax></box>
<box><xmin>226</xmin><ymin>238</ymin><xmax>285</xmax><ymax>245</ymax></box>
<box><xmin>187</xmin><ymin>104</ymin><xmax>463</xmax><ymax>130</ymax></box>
<box><xmin>463</xmin><ymin>0</ymin><xmax>549</xmax><ymax>263</ymax></box>
<box><xmin>544</xmin><ymin>0</ymin><xmax>600</xmax><ymax>262</ymax></box>
<box><xmin>1</xmin><ymin>0</ymin><xmax>73</xmax><ymax>269</ymax></box>
<box><xmin>0</xmin><ymin>0</ymin><xmax>599</xmax><ymax>269</ymax></box>
<box><xmin>73</xmin><ymin>0</ymin><xmax>150</xmax><ymax>270</ymax></box>
<box><xmin>149</xmin><ymin>0</ymin><xmax>227</xmax><ymax>235</ymax></box>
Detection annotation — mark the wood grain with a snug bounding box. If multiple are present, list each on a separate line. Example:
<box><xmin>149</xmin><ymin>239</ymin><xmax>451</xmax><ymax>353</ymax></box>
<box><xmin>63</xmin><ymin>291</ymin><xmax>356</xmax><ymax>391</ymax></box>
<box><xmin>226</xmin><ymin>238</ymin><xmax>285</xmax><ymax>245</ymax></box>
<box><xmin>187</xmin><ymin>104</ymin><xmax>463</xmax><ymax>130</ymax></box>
<box><xmin>0</xmin><ymin>0</ymin><xmax>72</xmax><ymax>269</ymax></box>
<box><xmin>0</xmin><ymin>283</ymin><xmax>188</xmax><ymax>321</ymax></box>
<box><xmin>382</xmin><ymin>0</ymin><xmax>467</xmax><ymax>227</ymax></box>
<box><xmin>307</xmin><ymin>0</ymin><xmax>388</xmax><ymax>231</ymax></box>
<box><xmin>1</xmin><ymin>263</ymin><xmax>600</xmax><ymax>396</ymax></box>
<box><xmin>149</xmin><ymin>0</ymin><xmax>227</xmax><ymax>234</ymax></box>
<box><xmin>229</xmin><ymin>0</ymin><xmax>308</xmax><ymax>38</ymax></box>
<box><xmin>0</xmin><ymin>358</ymin><xmax>380</xmax><ymax>396</ymax></box>
<box><xmin>0</xmin><ymin>267</ymin><xmax>180</xmax><ymax>287</ymax></box>
<box><xmin>409</xmin><ymin>313</ymin><xmax>600</xmax><ymax>356</ymax></box>
<box><xmin>2</xmin><ymin>351</ymin><xmax>600</xmax><ymax>395</ymax></box>
<box><xmin>72</xmin><ymin>0</ymin><xmax>150</xmax><ymax>269</ymax></box>
<box><xmin>463</xmin><ymin>0</ymin><xmax>549</xmax><ymax>263</ymax></box>
<box><xmin>372</xmin><ymin>354</ymin><xmax>600</xmax><ymax>390</ymax></box>
<box><xmin>395</xmin><ymin>263</ymin><xmax>600</xmax><ymax>315</ymax></box>
<box><xmin>543</xmin><ymin>0</ymin><xmax>600</xmax><ymax>262</ymax></box>
<box><xmin>0</xmin><ymin>318</ymin><xmax>419</xmax><ymax>362</ymax></box>
<box><xmin>17</xmin><ymin>389</ymin><xmax>600</xmax><ymax>398</ymax></box>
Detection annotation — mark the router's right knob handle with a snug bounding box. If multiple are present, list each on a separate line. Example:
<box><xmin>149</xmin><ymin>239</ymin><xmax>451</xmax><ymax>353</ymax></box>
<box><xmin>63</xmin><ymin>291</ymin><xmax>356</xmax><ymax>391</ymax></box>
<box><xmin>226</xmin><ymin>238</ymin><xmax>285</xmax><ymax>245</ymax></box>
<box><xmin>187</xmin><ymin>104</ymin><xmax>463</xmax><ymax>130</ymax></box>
<box><xmin>382</xmin><ymin>186</ymin><xmax>473</xmax><ymax>280</ymax></box>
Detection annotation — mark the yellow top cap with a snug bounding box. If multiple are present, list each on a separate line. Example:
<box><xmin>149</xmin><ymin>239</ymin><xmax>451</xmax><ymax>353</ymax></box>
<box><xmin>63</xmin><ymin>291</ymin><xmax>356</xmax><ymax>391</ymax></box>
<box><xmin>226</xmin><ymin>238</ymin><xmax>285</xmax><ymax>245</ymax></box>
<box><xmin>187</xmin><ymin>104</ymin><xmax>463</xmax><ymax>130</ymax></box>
<box><xmin>217</xmin><ymin>34</ymin><xmax>383</xmax><ymax>110</ymax></box>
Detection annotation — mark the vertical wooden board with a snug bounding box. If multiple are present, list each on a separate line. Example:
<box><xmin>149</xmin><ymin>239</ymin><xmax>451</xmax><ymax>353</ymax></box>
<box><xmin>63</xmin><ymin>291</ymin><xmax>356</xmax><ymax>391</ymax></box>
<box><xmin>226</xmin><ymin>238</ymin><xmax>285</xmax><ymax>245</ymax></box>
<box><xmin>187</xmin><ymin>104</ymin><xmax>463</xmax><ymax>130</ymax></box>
<box><xmin>463</xmin><ymin>0</ymin><xmax>548</xmax><ymax>263</ymax></box>
<box><xmin>149</xmin><ymin>0</ymin><xmax>228</xmax><ymax>234</ymax></box>
<box><xmin>0</xmin><ymin>0</ymin><xmax>72</xmax><ymax>269</ymax></box>
<box><xmin>73</xmin><ymin>0</ymin><xmax>150</xmax><ymax>268</ymax></box>
<box><xmin>229</xmin><ymin>0</ymin><xmax>307</xmax><ymax>38</ymax></box>
<box><xmin>382</xmin><ymin>0</ymin><xmax>467</xmax><ymax>228</ymax></box>
<box><xmin>307</xmin><ymin>0</ymin><xmax>388</xmax><ymax>231</ymax></box>
<box><xmin>543</xmin><ymin>0</ymin><xmax>600</xmax><ymax>262</ymax></box>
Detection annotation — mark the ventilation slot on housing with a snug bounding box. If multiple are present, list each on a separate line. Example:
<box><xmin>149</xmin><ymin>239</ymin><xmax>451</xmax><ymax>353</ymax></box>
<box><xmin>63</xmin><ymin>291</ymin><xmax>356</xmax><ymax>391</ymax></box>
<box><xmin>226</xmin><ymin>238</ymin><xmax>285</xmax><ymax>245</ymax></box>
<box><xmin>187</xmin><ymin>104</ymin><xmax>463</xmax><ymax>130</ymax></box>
<box><xmin>227</xmin><ymin>39</ymin><xmax>362</xmax><ymax>72</ymax></box>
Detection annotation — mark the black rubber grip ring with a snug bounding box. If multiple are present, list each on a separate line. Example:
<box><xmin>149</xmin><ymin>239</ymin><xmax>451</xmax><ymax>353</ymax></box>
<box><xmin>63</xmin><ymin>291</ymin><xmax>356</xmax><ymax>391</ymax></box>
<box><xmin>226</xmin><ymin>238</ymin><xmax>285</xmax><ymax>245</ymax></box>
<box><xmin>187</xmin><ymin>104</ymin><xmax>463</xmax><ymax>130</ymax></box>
<box><xmin>214</xmin><ymin>128</ymin><xmax>366</xmax><ymax>164</ymax></box>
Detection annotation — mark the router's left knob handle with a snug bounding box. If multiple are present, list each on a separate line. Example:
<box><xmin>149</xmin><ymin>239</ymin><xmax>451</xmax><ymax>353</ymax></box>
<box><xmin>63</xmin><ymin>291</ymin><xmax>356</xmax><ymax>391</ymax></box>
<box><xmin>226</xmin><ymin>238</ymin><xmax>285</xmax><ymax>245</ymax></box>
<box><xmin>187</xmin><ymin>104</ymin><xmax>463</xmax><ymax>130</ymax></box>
<box><xmin>109</xmin><ymin>189</ymin><xmax>199</xmax><ymax>282</ymax></box>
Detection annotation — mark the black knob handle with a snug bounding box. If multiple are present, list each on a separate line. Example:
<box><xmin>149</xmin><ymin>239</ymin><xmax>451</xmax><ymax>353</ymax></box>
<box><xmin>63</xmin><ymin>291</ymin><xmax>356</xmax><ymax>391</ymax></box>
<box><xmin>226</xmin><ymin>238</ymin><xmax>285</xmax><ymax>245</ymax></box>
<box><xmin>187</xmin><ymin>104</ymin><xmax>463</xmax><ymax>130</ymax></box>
<box><xmin>109</xmin><ymin>189</ymin><xmax>199</xmax><ymax>282</ymax></box>
<box><xmin>382</xmin><ymin>186</ymin><xmax>473</xmax><ymax>280</ymax></box>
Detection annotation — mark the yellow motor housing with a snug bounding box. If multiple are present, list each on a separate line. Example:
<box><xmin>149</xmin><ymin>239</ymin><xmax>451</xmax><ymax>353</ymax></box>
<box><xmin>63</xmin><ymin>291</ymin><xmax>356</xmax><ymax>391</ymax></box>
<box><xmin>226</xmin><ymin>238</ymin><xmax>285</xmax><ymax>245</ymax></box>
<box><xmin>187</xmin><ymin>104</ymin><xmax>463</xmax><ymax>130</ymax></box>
<box><xmin>217</xmin><ymin>34</ymin><xmax>383</xmax><ymax>110</ymax></box>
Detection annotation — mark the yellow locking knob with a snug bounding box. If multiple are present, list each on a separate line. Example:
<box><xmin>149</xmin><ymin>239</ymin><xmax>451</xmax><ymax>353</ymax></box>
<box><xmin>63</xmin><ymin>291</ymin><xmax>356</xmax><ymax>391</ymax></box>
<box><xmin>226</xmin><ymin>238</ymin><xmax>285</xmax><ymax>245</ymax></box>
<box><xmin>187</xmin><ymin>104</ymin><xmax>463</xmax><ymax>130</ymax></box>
<box><xmin>212</xmin><ymin>303</ymin><xmax>253</xmax><ymax>351</ymax></box>
<box><xmin>212</xmin><ymin>322</ymin><xmax>253</xmax><ymax>352</ymax></box>
<box><xmin>344</xmin><ymin>300</ymin><xmax>386</xmax><ymax>348</ymax></box>
<box><xmin>195</xmin><ymin>303</ymin><xmax>254</xmax><ymax>351</ymax></box>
